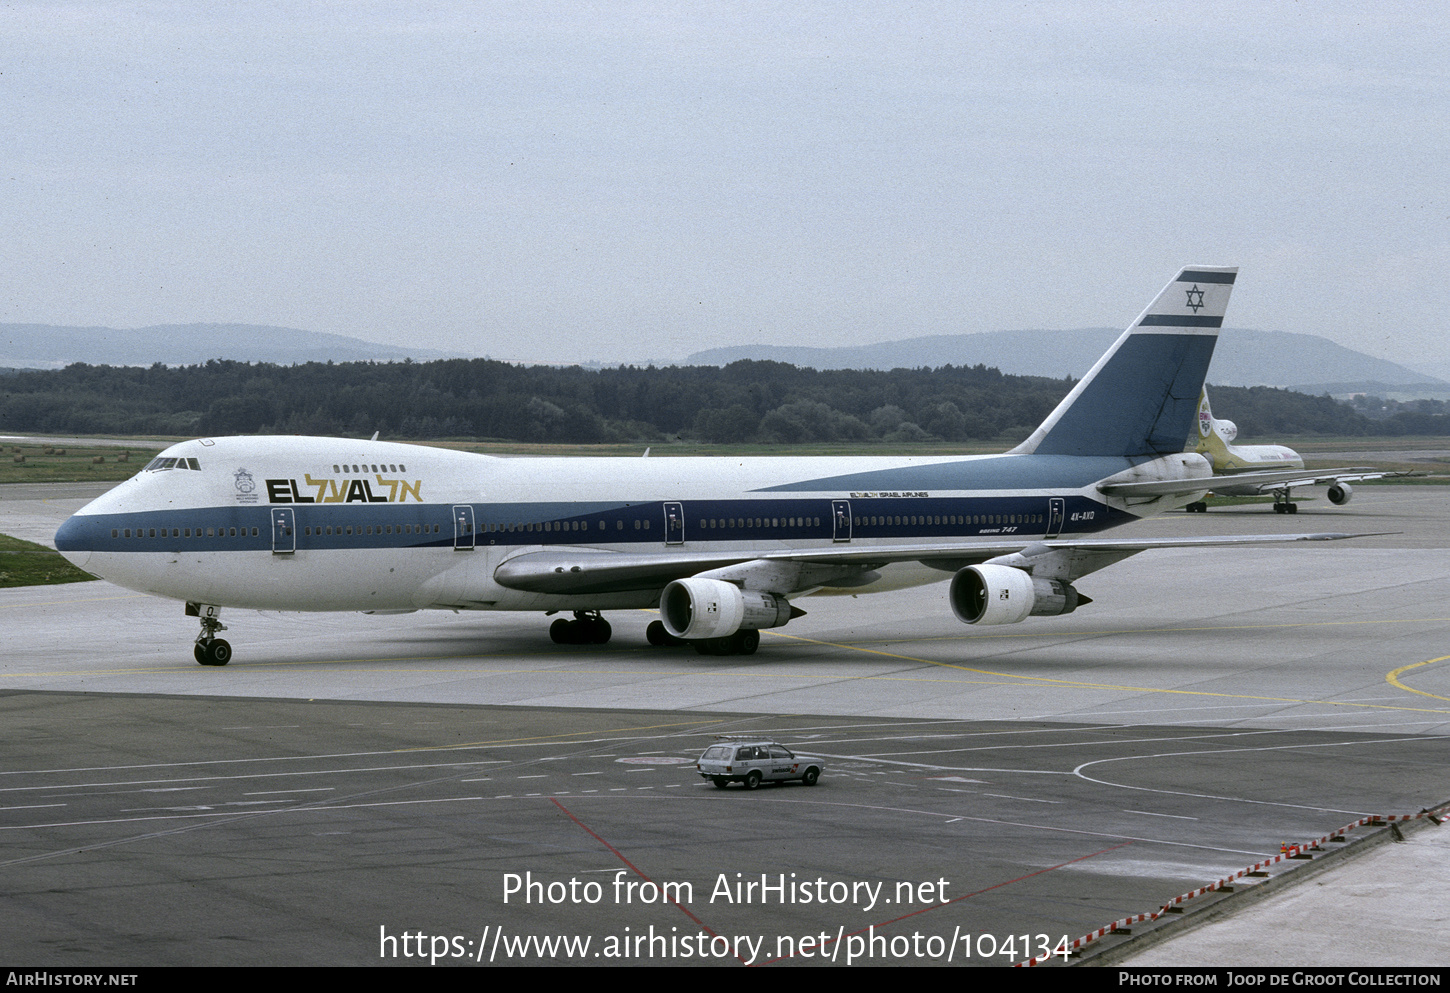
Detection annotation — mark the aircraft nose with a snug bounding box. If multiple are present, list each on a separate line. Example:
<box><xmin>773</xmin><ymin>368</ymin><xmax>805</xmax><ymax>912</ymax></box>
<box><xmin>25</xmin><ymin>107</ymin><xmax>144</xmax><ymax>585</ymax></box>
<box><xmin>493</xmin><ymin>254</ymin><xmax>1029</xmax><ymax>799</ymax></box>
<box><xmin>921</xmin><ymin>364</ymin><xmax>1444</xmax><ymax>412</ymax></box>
<box><xmin>54</xmin><ymin>515</ymin><xmax>93</xmax><ymax>569</ymax></box>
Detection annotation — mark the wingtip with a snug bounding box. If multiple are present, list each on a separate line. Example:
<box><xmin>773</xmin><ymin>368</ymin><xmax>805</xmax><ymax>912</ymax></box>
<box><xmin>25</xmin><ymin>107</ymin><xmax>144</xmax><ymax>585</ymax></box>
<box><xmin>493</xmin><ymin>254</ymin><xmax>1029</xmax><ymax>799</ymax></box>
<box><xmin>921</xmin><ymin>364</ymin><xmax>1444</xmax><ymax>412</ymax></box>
<box><xmin>1301</xmin><ymin>531</ymin><xmax>1400</xmax><ymax>541</ymax></box>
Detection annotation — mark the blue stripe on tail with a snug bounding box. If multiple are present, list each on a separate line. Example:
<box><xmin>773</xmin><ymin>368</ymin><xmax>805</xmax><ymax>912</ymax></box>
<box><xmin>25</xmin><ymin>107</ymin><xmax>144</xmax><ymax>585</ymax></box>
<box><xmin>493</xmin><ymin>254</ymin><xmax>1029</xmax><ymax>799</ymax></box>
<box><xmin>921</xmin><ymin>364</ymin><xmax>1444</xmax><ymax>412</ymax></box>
<box><xmin>1031</xmin><ymin>332</ymin><xmax>1218</xmax><ymax>457</ymax></box>
<box><xmin>1009</xmin><ymin>266</ymin><xmax>1235</xmax><ymax>459</ymax></box>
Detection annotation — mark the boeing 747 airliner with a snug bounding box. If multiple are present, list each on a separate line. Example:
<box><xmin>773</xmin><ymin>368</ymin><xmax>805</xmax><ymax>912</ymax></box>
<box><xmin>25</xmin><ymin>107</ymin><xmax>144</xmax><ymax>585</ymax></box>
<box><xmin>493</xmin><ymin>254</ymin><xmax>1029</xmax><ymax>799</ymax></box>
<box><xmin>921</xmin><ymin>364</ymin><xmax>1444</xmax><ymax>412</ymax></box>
<box><xmin>54</xmin><ymin>267</ymin><xmax>1359</xmax><ymax>665</ymax></box>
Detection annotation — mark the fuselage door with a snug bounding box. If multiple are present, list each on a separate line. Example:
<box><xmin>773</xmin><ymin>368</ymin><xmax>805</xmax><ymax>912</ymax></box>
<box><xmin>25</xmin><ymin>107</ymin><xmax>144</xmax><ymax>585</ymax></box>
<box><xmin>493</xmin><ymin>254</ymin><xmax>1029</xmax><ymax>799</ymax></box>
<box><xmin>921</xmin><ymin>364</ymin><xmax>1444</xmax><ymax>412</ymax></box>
<box><xmin>1047</xmin><ymin>497</ymin><xmax>1065</xmax><ymax>539</ymax></box>
<box><xmin>271</xmin><ymin>507</ymin><xmax>295</xmax><ymax>554</ymax></box>
<box><xmin>831</xmin><ymin>500</ymin><xmax>852</xmax><ymax>542</ymax></box>
<box><xmin>453</xmin><ymin>505</ymin><xmax>476</xmax><ymax>550</ymax></box>
<box><xmin>663</xmin><ymin>502</ymin><xmax>685</xmax><ymax>545</ymax></box>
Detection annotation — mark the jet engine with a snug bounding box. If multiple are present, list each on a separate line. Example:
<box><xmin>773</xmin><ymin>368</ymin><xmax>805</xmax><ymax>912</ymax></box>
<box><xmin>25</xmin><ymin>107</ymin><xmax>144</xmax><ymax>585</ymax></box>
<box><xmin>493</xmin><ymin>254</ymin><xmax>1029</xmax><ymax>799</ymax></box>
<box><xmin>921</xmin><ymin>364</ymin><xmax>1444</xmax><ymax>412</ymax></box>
<box><xmin>1328</xmin><ymin>482</ymin><xmax>1353</xmax><ymax>505</ymax></box>
<box><xmin>660</xmin><ymin>578</ymin><xmax>795</xmax><ymax>640</ymax></box>
<box><xmin>949</xmin><ymin>565</ymin><xmax>1087</xmax><ymax>625</ymax></box>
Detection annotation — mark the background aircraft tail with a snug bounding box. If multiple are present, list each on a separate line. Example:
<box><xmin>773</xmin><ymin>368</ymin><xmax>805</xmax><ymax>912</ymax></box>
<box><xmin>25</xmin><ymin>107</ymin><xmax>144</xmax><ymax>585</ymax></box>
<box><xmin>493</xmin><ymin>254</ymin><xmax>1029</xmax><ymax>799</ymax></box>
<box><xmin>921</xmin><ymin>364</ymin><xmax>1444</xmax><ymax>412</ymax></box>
<box><xmin>1011</xmin><ymin>266</ymin><xmax>1236</xmax><ymax>458</ymax></box>
<box><xmin>1194</xmin><ymin>387</ymin><xmax>1236</xmax><ymax>467</ymax></box>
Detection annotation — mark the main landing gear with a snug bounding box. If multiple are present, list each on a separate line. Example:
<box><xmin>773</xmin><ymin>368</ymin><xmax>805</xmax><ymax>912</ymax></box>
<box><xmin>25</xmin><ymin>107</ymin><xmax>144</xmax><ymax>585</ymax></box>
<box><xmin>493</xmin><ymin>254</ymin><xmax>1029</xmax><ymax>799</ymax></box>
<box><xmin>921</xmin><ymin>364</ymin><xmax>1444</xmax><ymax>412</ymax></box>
<box><xmin>1271</xmin><ymin>487</ymin><xmax>1298</xmax><ymax>514</ymax></box>
<box><xmin>187</xmin><ymin>602</ymin><xmax>232</xmax><ymax>666</ymax></box>
<box><xmin>549</xmin><ymin>611</ymin><xmax>613</xmax><ymax>645</ymax></box>
<box><xmin>646</xmin><ymin>621</ymin><xmax>760</xmax><ymax>656</ymax></box>
<box><xmin>691</xmin><ymin>629</ymin><xmax>760</xmax><ymax>656</ymax></box>
<box><xmin>547</xmin><ymin>614</ymin><xmax>761</xmax><ymax>655</ymax></box>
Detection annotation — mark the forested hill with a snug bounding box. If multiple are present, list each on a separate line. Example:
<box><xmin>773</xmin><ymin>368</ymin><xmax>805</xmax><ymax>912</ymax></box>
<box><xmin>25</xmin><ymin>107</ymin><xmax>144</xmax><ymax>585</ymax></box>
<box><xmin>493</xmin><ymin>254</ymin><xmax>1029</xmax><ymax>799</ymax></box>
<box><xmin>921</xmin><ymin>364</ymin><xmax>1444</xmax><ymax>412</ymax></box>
<box><xmin>0</xmin><ymin>358</ymin><xmax>1435</xmax><ymax>443</ymax></box>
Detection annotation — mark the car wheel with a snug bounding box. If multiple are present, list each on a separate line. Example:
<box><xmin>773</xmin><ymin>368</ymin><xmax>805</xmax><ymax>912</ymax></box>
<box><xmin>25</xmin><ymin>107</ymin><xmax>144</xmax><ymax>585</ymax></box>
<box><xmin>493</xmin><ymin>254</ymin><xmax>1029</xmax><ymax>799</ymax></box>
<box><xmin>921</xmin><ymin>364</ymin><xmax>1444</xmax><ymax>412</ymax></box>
<box><xmin>711</xmin><ymin>777</ymin><xmax>729</xmax><ymax>789</ymax></box>
<box><xmin>743</xmin><ymin>771</ymin><xmax>762</xmax><ymax>790</ymax></box>
<box><xmin>801</xmin><ymin>767</ymin><xmax>819</xmax><ymax>786</ymax></box>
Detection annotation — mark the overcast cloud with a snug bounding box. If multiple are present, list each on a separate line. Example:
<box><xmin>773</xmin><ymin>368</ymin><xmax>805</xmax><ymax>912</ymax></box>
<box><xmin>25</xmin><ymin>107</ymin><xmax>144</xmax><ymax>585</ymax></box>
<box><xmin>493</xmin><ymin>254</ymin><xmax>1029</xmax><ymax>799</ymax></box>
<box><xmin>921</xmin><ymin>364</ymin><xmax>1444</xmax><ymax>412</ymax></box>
<box><xmin>3</xmin><ymin>2</ymin><xmax>1446</xmax><ymax>369</ymax></box>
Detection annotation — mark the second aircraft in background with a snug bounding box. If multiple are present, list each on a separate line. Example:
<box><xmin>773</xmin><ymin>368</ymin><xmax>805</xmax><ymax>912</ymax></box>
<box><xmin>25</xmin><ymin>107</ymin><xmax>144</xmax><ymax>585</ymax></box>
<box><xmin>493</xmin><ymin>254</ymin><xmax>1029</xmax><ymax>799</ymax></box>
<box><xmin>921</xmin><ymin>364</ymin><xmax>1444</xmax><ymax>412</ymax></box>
<box><xmin>1187</xmin><ymin>387</ymin><xmax>1403</xmax><ymax>514</ymax></box>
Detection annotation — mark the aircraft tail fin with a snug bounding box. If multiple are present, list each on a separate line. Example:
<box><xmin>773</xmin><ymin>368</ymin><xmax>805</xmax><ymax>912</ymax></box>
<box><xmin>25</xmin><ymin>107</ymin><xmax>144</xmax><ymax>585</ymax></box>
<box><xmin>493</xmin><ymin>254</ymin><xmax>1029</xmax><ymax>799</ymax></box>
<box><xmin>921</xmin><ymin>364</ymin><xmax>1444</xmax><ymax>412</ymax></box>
<box><xmin>1193</xmin><ymin>387</ymin><xmax>1233</xmax><ymax>468</ymax></box>
<box><xmin>1010</xmin><ymin>266</ymin><xmax>1236</xmax><ymax>458</ymax></box>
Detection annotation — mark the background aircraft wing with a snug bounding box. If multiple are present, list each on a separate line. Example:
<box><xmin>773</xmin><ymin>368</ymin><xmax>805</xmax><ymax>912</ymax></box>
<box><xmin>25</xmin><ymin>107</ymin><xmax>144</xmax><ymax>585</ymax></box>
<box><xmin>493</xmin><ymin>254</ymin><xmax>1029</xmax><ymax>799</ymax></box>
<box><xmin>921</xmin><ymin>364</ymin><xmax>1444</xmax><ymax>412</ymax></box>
<box><xmin>1100</xmin><ymin>467</ymin><xmax>1391</xmax><ymax>497</ymax></box>
<box><xmin>1225</xmin><ymin>470</ymin><xmax>1410</xmax><ymax>495</ymax></box>
<box><xmin>492</xmin><ymin>531</ymin><xmax>1365</xmax><ymax>595</ymax></box>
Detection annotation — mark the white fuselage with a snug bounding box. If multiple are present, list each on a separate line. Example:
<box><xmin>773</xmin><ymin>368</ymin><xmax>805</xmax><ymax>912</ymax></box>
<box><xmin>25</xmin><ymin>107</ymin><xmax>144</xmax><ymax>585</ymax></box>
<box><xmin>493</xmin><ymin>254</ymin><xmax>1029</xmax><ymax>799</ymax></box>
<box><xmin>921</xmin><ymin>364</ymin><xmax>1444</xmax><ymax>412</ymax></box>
<box><xmin>54</xmin><ymin>435</ymin><xmax>1194</xmax><ymax>614</ymax></box>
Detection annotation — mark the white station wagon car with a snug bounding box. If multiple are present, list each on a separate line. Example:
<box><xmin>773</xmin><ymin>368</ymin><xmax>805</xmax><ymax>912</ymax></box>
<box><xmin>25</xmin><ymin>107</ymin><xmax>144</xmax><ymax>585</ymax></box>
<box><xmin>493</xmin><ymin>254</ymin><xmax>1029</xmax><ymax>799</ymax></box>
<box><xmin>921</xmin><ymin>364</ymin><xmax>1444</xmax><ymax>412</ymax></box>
<box><xmin>696</xmin><ymin>738</ymin><xmax>824</xmax><ymax>790</ymax></box>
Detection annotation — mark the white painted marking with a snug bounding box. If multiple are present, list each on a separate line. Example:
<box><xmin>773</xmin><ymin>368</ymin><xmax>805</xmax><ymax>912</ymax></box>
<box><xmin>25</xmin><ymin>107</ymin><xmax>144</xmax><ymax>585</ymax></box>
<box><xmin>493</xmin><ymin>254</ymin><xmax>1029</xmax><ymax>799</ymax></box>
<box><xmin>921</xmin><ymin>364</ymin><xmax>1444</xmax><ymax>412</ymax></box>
<box><xmin>1123</xmin><ymin>810</ymin><xmax>1200</xmax><ymax>820</ymax></box>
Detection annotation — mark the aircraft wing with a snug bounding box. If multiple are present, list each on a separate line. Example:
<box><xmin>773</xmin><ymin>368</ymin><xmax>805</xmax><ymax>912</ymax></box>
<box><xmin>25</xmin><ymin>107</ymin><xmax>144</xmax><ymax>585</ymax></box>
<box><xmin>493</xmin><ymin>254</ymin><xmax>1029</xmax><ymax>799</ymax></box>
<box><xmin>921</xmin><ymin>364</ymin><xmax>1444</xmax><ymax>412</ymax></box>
<box><xmin>1211</xmin><ymin>470</ymin><xmax>1409</xmax><ymax>496</ymax></box>
<box><xmin>492</xmin><ymin>531</ymin><xmax>1364</xmax><ymax>596</ymax></box>
<box><xmin>1100</xmin><ymin>467</ymin><xmax>1396</xmax><ymax>498</ymax></box>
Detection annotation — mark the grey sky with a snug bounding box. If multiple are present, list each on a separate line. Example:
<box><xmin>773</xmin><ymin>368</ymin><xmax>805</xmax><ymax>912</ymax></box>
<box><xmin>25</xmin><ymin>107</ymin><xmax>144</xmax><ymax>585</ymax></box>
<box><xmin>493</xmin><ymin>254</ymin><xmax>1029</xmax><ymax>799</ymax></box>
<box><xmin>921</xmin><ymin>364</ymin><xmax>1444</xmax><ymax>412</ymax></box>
<box><xmin>3</xmin><ymin>2</ymin><xmax>1446</xmax><ymax>369</ymax></box>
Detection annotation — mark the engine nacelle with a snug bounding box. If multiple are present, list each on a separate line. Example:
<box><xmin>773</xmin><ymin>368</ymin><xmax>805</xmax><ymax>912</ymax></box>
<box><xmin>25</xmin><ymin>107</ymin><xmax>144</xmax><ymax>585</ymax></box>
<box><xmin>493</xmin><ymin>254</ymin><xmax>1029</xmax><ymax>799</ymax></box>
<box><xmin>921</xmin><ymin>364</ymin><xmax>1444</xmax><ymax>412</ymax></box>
<box><xmin>949</xmin><ymin>565</ymin><xmax>1086</xmax><ymax>626</ymax></box>
<box><xmin>1216</xmin><ymin>419</ymin><xmax>1238</xmax><ymax>442</ymax></box>
<box><xmin>1328</xmin><ymin>482</ymin><xmax>1353</xmax><ymax>505</ymax></box>
<box><xmin>660</xmin><ymin>578</ymin><xmax>794</xmax><ymax>640</ymax></box>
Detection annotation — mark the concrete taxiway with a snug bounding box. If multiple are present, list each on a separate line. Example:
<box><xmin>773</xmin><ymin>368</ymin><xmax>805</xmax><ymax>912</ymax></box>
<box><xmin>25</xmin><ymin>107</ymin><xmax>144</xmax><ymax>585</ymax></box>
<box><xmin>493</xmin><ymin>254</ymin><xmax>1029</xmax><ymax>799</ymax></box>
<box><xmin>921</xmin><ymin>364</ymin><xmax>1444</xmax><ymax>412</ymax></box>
<box><xmin>2</xmin><ymin>482</ymin><xmax>1449</xmax><ymax>966</ymax></box>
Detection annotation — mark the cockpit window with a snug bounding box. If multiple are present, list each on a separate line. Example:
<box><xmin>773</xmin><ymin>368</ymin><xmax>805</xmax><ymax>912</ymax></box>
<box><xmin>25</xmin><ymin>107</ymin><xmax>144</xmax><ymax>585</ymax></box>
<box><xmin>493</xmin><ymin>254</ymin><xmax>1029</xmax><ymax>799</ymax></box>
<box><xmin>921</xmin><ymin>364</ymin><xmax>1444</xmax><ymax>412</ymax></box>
<box><xmin>142</xmin><ymin>456</ymin><xmax>201</xmax><ymax>471</ymax></box>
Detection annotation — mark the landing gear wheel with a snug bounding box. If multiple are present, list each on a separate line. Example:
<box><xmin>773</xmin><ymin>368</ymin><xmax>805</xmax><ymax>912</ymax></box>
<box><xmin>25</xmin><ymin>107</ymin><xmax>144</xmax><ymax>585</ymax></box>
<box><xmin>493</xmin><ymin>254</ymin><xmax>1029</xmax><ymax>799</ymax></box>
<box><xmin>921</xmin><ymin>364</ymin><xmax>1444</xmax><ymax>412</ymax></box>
<box><xmin>1186</xmin><ymin>501</ymin><xmax>1207</xmax><ymax>513</ymax></box>
<box><xmin>693</xmin><ymin>637</ymin><xmax>729</xmax><ymax>656</ymax></box>
<box><xmin>801</xmin><ymin>767</ymin><xmax>819</xmax><ymax>786</ymax></box>
<box><xmin>712</xmin><ymin>777</ymin><xmax>729</xmax><ymax>789</ymax></box>
<box><xmin>190</xmin><ymin>604</ymin><xmax>229</xmax><ymax>665</ymax></box>
<box><xmin>743</xmin><ymin>771</ymin><xmax>762</xmax><ymax>790</ymax></box>
<box><xmin>196</xmin><ymin>639</ymin><xmax>231</xmax><ymax>666</ymax></box>
<box><xmin>647</xmin><ymin>620</ymin><xmax>675</xmax><ymax>646</ymax></box>
<box><xmin>692</xmin><ymin>630</ymin><xmax>760</xmax><ymax>656</ymax></box>
<box><xmin>550</xmin><ymin>613</ymin><xmax>612</xmax><ymax>645</ymax></box>
<box><xmin>584</xmin><ymin>618</ymin><xmax>612</xmax><ymax>644</ymax></box>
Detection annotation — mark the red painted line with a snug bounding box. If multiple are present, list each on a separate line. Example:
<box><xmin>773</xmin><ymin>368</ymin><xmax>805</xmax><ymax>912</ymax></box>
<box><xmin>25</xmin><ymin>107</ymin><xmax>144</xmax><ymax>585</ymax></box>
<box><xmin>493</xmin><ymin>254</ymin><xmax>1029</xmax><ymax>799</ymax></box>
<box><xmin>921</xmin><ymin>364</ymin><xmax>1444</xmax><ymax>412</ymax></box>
<box><xmin>757</xmin><ymin>840</ymin><xmax>1133</xmax><ymax>967</ymax></box>
<box><xmin>549</xmin><ymin>798</ymin><xmax>741</xmax><ymax>962</ymax></box>
<box><xmin>1020</xmin><ymin>800</ymin><xmax>1450</xmax><ymax>967</ymax></box>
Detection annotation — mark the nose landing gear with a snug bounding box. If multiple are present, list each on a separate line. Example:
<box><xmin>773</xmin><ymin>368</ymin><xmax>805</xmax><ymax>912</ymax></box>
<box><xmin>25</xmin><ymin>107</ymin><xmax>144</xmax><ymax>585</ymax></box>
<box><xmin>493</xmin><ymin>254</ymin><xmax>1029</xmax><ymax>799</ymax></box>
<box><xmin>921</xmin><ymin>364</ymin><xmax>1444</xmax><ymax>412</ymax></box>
<box><xmin>187</xmin><ymin>602</ymin><xmax>232</xmax><ymax>666</ymax></box>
